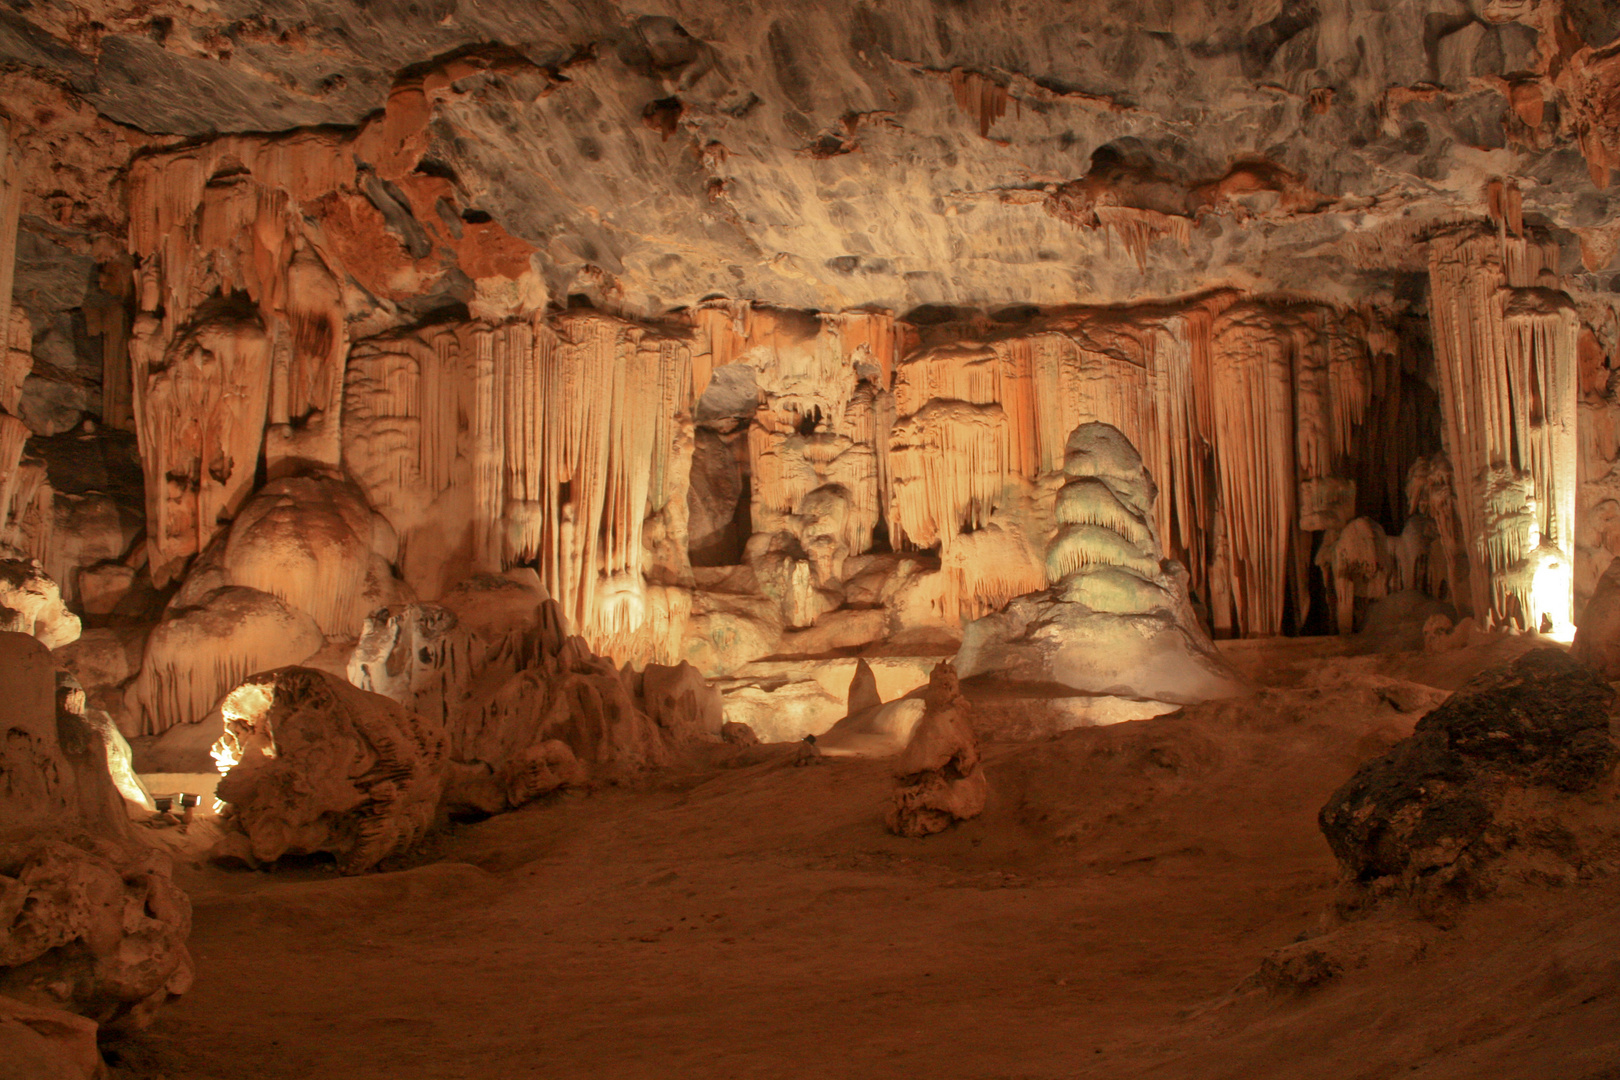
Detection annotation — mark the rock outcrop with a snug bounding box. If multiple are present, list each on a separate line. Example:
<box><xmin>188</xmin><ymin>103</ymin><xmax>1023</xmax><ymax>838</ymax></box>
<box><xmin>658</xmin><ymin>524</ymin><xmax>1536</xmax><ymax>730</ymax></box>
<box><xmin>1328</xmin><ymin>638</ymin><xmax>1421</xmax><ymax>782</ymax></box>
<box><xmin>0</xmin><ymin>837</ymin><xmax>193</xmax><ymax>1029</ymax></box>
<box><xmin>1319</xmin><ymin>648</ymin><xmax>1620</xmax><ymax>900</ymax></box>
<box><xmin>1573</xmin><ymin>554</ymin><xmax>1620</xmax><ymax>678</ymax></box>
<box><xmin>0</xmin><ymin>994</ymin><xmax>106</xmax><ymax>1080</ymax></box>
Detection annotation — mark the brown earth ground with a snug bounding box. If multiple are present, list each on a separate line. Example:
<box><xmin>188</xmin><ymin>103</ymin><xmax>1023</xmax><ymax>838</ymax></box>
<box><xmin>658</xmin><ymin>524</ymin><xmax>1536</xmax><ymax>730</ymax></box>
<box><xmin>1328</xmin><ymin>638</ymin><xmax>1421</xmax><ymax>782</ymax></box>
<box><xmin>108</xmin><ymin>633</ymin><xmax>1620</xmax><ymax>1080</ymax></box>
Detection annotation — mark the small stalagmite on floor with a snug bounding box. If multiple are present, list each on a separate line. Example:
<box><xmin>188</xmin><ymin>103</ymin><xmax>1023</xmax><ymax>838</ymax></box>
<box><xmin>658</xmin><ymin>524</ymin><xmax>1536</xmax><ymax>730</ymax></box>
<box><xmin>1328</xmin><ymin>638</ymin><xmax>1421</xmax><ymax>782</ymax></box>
<box><xmin>887</xmin><ymin>661</ymin><xmax>986</xmax><ymax>837</ymax></box>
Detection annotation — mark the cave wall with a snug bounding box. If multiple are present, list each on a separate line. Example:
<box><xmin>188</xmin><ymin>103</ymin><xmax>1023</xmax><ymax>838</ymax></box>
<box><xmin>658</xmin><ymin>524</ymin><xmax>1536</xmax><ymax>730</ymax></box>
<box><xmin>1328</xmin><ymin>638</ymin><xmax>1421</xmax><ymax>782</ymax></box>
<box><xmin>0</xmin><ymin>0</ymin><xmax>1619</xmax><ymax>733</ymax></box>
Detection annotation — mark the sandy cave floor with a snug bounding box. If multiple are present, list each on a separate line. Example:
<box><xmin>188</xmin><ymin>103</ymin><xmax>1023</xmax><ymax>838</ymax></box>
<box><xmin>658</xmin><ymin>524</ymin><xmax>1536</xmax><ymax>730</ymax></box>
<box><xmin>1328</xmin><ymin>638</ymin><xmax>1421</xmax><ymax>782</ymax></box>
<box><xmin>106</xmin><ymin>636</ymin><xmax>1620</xmax><ymax>1080</ymax></box>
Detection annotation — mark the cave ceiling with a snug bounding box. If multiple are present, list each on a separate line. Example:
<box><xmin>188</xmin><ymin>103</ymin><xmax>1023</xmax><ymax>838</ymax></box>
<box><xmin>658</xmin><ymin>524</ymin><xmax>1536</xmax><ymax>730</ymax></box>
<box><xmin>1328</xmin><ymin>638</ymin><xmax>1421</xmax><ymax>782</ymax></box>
<box><xmin>4</xmin><ymin>0</ymin><xmax>1620</xmax><ymax>321</ymax></box>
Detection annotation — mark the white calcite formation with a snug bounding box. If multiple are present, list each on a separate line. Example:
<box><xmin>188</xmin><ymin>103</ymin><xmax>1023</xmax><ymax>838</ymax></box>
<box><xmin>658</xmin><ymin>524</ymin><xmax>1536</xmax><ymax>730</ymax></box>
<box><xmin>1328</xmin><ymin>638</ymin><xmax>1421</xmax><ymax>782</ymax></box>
<box><xmin>957</xmin><ymin>422</ymin><xmax>1245</xmax><ymax>726</ymax></box>
<box><xmin>128</xmin><ymin>586</ymin><xmax>325</xmax><ymax>736</ymax></box>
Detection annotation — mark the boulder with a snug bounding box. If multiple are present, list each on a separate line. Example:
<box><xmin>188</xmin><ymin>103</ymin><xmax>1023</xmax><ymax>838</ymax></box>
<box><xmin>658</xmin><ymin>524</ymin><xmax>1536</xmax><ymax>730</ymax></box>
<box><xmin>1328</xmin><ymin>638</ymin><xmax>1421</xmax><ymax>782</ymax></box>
<box><xmin>887</xmin><ymin>663</ymin><xmax>987</xmax><ymax>837</ymax></box>
<box><xmin>0</xmin><ymin>838</ymin><xmax>193</xmax><ymax>1029</ymax></box>
<box><xmin>213</xmin><ymin>668</ymin><xmax>448</xmax><ymax>874</ymax></box>
<box><xmin>0</xmin><ymin>994</ymin><xmax>107</xmax><ymax>1080</ymax></box>
<box><xmin>720</xmin><ymin>720</ymin><xmax>760</xmax><ymax>746</ymax></box>
<box><xmin>1319</xmin><ymin>648</ymin><xmax>1620</xmax><ymax>898</ymax></box>
<box><xmin>0</xmin><ymin>633</ymin><xmax>192</xmax><ymax>1030</ymax></box>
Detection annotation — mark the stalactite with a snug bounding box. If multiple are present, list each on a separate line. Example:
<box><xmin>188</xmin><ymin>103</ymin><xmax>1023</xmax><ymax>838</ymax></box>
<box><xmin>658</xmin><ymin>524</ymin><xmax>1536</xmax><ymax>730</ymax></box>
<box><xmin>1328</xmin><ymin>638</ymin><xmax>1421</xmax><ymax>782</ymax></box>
<box><xmin>83</xmin><ymin>258</ymin><xmax>135</xmax><ymax>432</ymax></box>
<box><xmin>1428</xmin><ymin>226</ymin><xmax>1577</xmax><ymax>626</ymax></box>
<box><xmin>697</xmin><ymin>303</ymin><xmax>894</xmax><ymax>563</ymax></box>
<box><xmin>888</xmin><ymin>401</ymin><xmax>1010</xmax><ymax>551</ymax></box>
<box><xmin>0</xmin><ymin>123</ymin><xmax>24</xmax><ymax>554</ymax></box>
<box><xmin>0</xmin><ymin>414</ymin><xmax>33</xmax><ymax>550</ymax></box>
<box><xmin>346</xmin><ymin>311</ymin><xmax>694</xmax><ymax>662</ymax></box>
<box><xmin>0</xmin><ymin>121</ymin><xmax>19</xmax><ymax>401</ymax></box>
<box><xmin>884</xmin><ymin>295</ymin><xmax>1384</xmax><ymax>634</ymax></box>
<box><xmin>1210</xmin><ymin>303</ymin><xmax>1299</xmax><ymax>637</ymax></box>
<box><xmin>128</xmin><ymin>301</ymin><xmax>273</xmax><ymax>586</ymax></box>
<box><xmin>1092</xmin><ymin>206</ymin><xmax>1192</xmax><ymax>271</ymax></box>
<box><xmin>948</xmin><ymin>69</ymin><xmax>1015</xmax><ymax>138</ymax></box>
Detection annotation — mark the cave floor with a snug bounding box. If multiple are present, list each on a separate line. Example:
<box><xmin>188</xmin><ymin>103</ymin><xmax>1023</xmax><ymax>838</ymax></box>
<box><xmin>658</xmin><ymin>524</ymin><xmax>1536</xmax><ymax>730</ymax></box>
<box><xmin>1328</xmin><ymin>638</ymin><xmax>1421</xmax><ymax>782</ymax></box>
<box><xmin>111</xmin><ymin>635</ymin><xmax>1620</xmax><ymax>1080</ymax></box>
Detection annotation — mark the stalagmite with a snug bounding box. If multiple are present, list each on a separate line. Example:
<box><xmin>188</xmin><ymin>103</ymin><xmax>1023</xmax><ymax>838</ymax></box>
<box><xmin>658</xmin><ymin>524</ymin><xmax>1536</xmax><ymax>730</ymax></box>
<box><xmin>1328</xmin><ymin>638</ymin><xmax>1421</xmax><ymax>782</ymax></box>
<box><xmin>886</xmin><ymin>662</ymin><xmax>986</xmax><ymax>837</ymax></box>
<box><xmin>958</xmin><ymin>422</ymin><xmax>1244</xmax><ymax>727</ymax></box>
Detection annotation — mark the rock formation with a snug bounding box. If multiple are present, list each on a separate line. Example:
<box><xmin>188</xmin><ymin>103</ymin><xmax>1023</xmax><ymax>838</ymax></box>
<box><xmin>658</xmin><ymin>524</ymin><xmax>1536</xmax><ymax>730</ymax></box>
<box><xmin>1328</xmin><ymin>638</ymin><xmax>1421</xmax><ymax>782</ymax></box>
<box><xmin>128</xmin><ymin>586</ymin><xmax>325</xmax><ymax>735</ymax></box>
<box><xmin>957</xmin><ymin>422</ymin><xmax>1245</xmax><ymax>727</ymax></box>
<box><xmin>212</xmin><ymin>667</ymin><xmax>449</xmax><ymax>874</ymax></box>
<box><xmin>1319</xmin><ymin>648</ymin><xmax>1620</xmax><ymax>900</ymax></box>
<box><xmin>0</xmin><ymin>558</ymin><xmax>80</xmax><ymax>650</ymax></box>
<box><xmin>0</xmin><ymin>993</ymin><xmax>106</xmax><ymax>1080</ymax></box>
<box><xmin>0</xmin><ymin>632</ymin><xmax>192</xmax><ymax>1031</ymax></box>
<box><xmin>0</xmin><ymin>2</ymin><xmax>1615</xmax><ymax>768</ymax></box>
<box><xmin>887</xmin><ymin>663</ymin><xmax>987</xmax><ymax>837</ymax></box>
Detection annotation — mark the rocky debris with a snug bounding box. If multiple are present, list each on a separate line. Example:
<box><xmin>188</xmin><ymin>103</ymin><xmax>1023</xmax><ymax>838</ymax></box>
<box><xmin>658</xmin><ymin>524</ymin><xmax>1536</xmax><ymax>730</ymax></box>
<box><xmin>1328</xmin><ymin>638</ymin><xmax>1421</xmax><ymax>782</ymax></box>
<box><xmin>0</xmin><ymin>837</ymin><xmax>192</xmax><ymax>1029</ymax></box>
<box><xmin>1319</xmin><ymin>648</ymin><xmax>1620</xmax><ymax>899</ymax></box>
<box><xmin>1249</xmin><ymin>923</ymin><xmax>1429</xmax><ymax>997</ymax></box>
<box><xmin>957</xmin><ymin>422</ymin><xmax>1244</xmax><ymax>728</ymax></box>
<box><xmin>0</xmin><ymin>993</ymin><xmax>107</xmax><ymax>1080</ymax></box>
<box><xmin>887</xmin><ymin>663</ymin><xmax>987</xmax><ymax>837</ymax></box>
<box><xmin>213</xmin><ymin>668</ymin><xmax>448</xmax><ymax>874</ymax></box>
<box><xmin>0</xmin><ymin>558</ymin><xmax>79</xmax><ymax>650</ymax></box>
